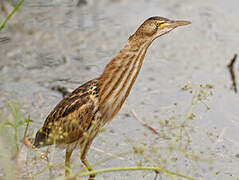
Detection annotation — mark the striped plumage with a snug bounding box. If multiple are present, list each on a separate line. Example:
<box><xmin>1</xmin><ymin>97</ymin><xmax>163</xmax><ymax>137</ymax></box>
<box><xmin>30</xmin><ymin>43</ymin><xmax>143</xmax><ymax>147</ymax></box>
<box><xmin>34</xmin><ymin>16</ymin><xmax>190</xmax><ymax>179</ymax></box>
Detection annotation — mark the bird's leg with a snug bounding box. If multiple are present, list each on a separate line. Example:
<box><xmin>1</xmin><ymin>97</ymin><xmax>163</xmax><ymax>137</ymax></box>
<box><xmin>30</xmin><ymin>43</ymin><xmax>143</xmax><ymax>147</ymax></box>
<box><xmin>79</xmin><ymin>118</ymin><xmax>100</xmax><ymax>179</ymax></box>
<box><xmin>80</xmin><ymin>139</ymin><xmax>95</xmax><ymax>180</ymax></box>
<box><xmin>65</xmin><ymin>146</ymin><xmax>73</xmax><ymax>176</ymax></box>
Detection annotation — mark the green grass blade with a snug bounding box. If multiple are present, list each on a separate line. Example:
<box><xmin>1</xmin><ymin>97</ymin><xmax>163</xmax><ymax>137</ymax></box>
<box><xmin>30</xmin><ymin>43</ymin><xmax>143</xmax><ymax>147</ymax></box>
<box><xmin>0</xmin><ymin>0</ymin><xmax>25</xmax><ymax>31</ymax></box>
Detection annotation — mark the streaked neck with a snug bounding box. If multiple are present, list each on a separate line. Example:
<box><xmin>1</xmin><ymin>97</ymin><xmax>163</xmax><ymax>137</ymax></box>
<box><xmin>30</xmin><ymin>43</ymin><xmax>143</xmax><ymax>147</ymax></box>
<box><xmin>98</xmin><ymin>37</ymin><xmax>153</xmax><ymax>121</ymax></box>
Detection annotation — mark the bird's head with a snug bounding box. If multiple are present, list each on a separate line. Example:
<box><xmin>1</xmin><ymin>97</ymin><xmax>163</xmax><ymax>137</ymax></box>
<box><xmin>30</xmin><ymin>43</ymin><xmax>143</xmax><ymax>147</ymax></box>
<box><xmin>130</xmin><ymin>16</ymin><xmax>191</xmax><ymax>43</ymax></box>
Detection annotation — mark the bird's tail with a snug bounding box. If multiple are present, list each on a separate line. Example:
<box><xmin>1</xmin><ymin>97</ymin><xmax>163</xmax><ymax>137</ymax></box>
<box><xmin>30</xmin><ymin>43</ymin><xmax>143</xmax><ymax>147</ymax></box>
<box><xmin>33</xmin><ymin>128</ymin><xmax>48</xmax><ymax>148</ymax></box>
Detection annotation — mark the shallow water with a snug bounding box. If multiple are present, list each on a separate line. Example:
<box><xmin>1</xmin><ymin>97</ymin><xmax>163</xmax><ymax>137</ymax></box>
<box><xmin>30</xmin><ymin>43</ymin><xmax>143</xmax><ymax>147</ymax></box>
<box><xmin>0</xmin><ymin>0</ymin><xmax>239</xmax><ymax>179</ymax></box>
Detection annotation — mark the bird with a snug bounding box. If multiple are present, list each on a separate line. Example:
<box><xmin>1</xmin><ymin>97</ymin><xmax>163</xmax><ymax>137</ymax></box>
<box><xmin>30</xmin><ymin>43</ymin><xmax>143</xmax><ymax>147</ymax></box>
<box><xmin>33</xmin><ymin>16</ymin><xmax>190</xmax><ymax>180</ymax></box>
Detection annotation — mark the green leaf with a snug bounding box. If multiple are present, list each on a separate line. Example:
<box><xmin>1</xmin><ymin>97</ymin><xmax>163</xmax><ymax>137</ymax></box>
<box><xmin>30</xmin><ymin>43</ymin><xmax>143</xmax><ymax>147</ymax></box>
<box><xmin>3</xmin><ymin>122</ymin><xmax>15</xmax><ymax>128</ymax></box>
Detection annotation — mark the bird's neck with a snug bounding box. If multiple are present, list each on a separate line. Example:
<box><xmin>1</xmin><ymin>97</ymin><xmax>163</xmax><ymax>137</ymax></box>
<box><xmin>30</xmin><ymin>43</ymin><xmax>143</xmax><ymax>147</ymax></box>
<box><xmin>98</xmin><ymin>37</ymin><xmax>153</xmax><ymax>122</ymax></box>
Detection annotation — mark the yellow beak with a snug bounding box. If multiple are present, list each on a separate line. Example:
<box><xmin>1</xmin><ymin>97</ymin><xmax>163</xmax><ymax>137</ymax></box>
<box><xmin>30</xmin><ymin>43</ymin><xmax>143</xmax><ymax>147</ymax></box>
<box><xmin>166</xmin><ymin>20</ymin><xmax>191</xmax><ymax>28</ymax></box>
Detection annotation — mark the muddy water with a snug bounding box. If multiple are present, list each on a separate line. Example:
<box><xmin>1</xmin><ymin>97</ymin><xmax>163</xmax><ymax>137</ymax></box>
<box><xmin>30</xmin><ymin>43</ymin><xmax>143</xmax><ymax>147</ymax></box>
<box><xmin>1</xmin><ymin>0</ymin><xmax>239</xmax><ymax>179</ymax></box>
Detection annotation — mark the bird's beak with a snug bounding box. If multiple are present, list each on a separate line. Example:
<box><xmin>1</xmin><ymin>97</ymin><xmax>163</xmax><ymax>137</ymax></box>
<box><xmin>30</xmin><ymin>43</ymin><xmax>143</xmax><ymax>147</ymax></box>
<box><xmin>166</xmin><ymin>20</ymin><xmax>191</xmax><ymax>28</ymax></box>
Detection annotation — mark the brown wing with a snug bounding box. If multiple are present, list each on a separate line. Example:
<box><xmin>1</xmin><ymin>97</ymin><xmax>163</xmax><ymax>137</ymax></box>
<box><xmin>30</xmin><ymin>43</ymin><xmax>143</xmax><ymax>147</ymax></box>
<box><xmin>34</xmin><ymin>79</ymin><xmax>99</xmax><ymax>148</ymax></box>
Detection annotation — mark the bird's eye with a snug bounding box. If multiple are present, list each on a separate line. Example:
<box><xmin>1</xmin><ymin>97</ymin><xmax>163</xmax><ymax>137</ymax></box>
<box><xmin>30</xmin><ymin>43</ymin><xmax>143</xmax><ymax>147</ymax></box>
<box><xmin>156</xmin><ymin>22</ymin><xmax>164</xmax><ymax>28</ymax></box>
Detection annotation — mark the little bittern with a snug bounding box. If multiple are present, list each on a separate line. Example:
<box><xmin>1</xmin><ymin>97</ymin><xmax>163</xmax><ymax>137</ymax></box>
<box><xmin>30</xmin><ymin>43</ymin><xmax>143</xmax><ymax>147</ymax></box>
<box><xmin>34</xmin><ymin>16</ymin><xmax>190</xmax><ymax>179</ymax></box>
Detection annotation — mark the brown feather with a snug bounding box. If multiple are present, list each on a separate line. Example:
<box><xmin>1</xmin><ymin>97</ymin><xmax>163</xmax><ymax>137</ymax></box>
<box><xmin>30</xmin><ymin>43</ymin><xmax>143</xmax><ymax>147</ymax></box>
<box><xmin>34</xmin><ymin>79</ymin><xmax>99</xmax><ymax>147</ymax></box>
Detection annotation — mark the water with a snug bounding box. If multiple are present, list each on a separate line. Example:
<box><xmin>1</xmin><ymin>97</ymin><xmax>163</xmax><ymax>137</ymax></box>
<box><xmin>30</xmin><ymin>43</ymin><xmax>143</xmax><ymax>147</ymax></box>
<box><xmin>0</xmin><ymin>0</ymin><xmax>239</xmax><ymax>179</ymax></box>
